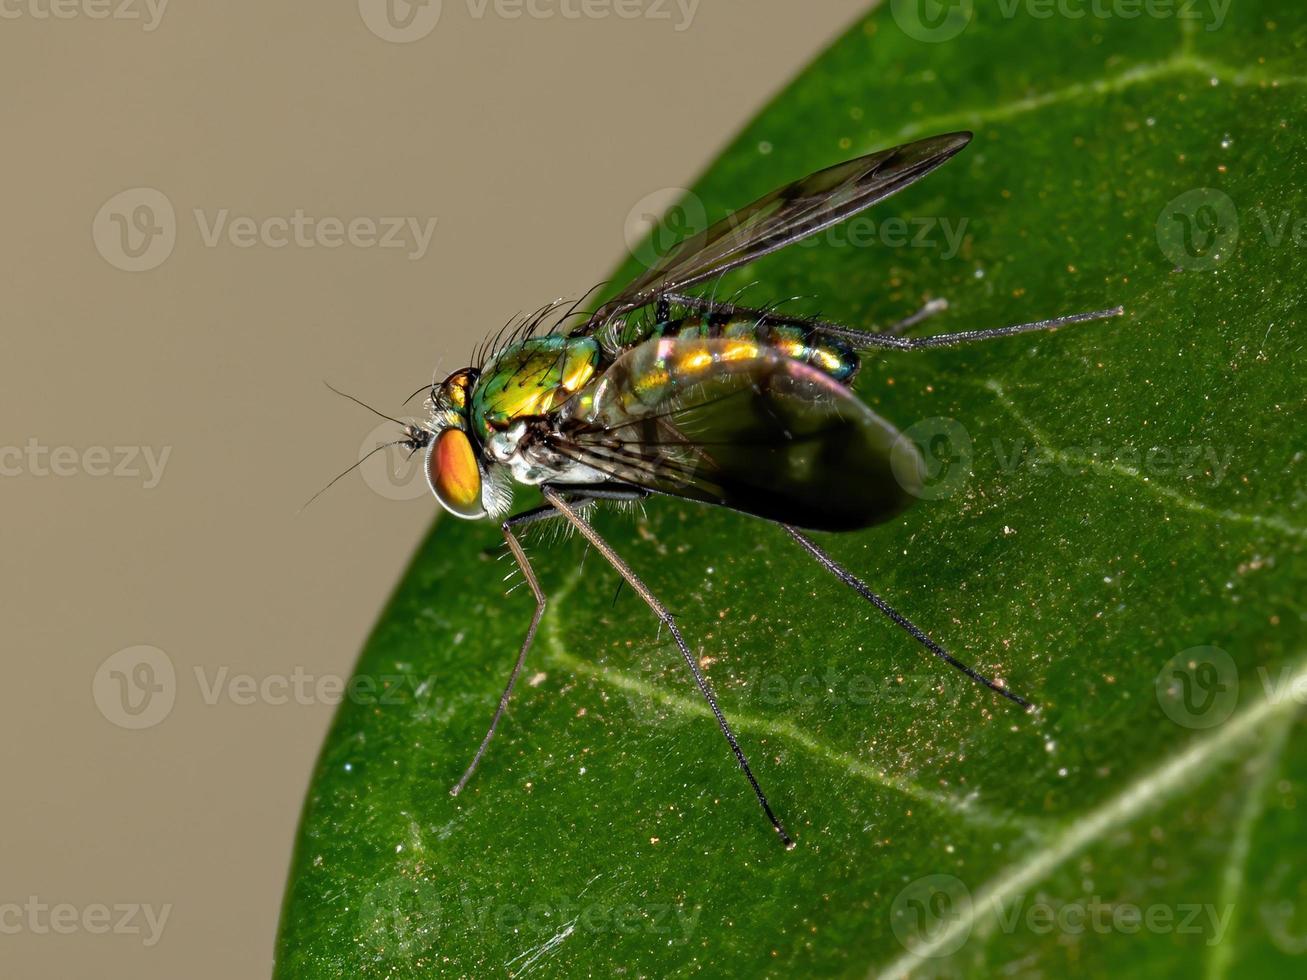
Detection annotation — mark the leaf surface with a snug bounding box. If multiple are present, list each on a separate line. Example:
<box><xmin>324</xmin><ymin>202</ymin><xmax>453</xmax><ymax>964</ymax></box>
<box><xmin>277</xmin><ymin>5</ymin><xmax>1307</xmax><ymax>977</ymax></box>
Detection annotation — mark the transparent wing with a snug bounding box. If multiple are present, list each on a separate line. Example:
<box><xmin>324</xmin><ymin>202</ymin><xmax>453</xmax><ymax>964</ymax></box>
<box><xmin>547</xmin><ymin>337</ymin><xmax>923</xmax><ymax>531</ymax></box>
<box><xmin>585</xmin><ymin>132</ymin><xmax>971</xmax><ymax>326</ymax></box>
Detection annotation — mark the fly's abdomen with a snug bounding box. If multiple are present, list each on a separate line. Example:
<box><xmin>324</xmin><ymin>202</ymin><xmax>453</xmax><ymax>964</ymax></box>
<box><xmin>651</xmin><ymin>314</ymin><xmax>859</xmax><ymax>383</ymax></box>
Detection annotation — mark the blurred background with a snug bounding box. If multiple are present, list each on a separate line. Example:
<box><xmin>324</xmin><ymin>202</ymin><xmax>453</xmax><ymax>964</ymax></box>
<box><xmin>0</xmin><ymin>2</ymin><xmax>871</xmax><ymax>977</ymax></box>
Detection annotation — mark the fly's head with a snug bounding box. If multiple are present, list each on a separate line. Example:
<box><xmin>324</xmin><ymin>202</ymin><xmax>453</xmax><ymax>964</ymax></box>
<box><xmin>420</xmin><ymin>367</ymin><xmax>508</xmax><ymax>520</ymax></box>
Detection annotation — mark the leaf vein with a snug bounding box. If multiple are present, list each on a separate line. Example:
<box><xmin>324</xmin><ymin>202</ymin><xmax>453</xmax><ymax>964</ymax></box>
<box><xmin>985</xmin><ymin>379</ymin><xmax>1307</xmax><ymax>542</ymax></box>
<box><xmin>889</xmin><ymin>52</ymin><xmax>1306</xmax><ymax>144</ymax></box>
<box><xmin>874</xmin><ymin>653</ymin><xmax>1307</xmax><ymax>979</ymax></box>
<box><xmin>540</xmin><ymin>567</ymin><xmax>1048</xmax><ymax>837</ymax></box>
<box><xmin>1203</xmin><ymin>709</ymin><xmax>1296</xmax><ymax>980</ymax></box>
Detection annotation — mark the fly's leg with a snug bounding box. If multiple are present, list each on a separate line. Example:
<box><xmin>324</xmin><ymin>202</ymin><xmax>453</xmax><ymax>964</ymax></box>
<box><xmin>450</xmin><ymin>514</ymin><xmax>551</xmax><ymax>796</ymax></box>
<box><xmin>662</xmin><ymin>290</ymin><xmax>1123</xmax><ymax>350</ymax></box>
<box><xmin>542</xmin><ymin>487</ymin><xmax>796</xmax><ymax>849</ymax></box>
<box><xmin>839</xmin><ymin>306</ymin><xmax>1125</xmax><ymax>350</ymax></box>
<box><xmin>453</xmin><ymin>487</ymin><xmax>649</xmax><ymax>793</ymax></box>
<box><xmin>782</xmin><ymin>525</ymin><xmax>1033</xmax><ymax>712</ymax></box>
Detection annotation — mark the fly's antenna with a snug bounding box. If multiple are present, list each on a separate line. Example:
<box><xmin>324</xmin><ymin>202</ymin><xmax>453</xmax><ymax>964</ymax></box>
<box><xmin>300</xmin><ymin>438</ymin><xmax>415</xmax><ymax>512</ymax></box>
<box><xmin>323</xmin><ymin>382</ymin><xmax>409</xmax><ymax>428</ymax></box>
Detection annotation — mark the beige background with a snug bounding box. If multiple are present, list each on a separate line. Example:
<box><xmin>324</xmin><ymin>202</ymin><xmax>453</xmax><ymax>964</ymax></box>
<box><xmin>0</xmin><ymin>2</ymin><xmax>869</xmax><ymax>977</ymax></box>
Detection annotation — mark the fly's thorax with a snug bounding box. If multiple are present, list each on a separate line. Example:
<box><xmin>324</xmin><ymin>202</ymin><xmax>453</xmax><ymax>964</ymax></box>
<box><xmin>464</xmin><ymin>335</ymin><xmax>609</xmax><ymax>489</ymax></box>
<box><xmin>469</xmin><ymin>335</ymin><xmax>602</xmax><ymax>445</ymax></box>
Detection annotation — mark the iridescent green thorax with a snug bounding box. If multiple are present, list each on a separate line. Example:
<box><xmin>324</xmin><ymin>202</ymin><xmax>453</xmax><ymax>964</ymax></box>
<box><xmin>470</xmin><ymin>335</ymin><xmax>601</xmax><ymax>443</ymax></box>
<box><xmin>643</xmin><ymin>313</ymin><xmax>859</xmax><ymax>383</ymax></box>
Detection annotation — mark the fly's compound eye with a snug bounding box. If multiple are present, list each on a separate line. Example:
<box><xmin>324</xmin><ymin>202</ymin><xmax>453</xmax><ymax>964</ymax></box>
<box><xmin>426</xmin><ymin>428</ymin><xmax>486</xmax><ymax>519</ymax></box>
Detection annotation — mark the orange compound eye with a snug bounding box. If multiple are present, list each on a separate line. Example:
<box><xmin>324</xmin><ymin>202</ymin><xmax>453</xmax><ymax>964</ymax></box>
<box><xmin>426</xmin><ymin>428</ymin><xmax>486</xmax><ymax>519</ymax></box>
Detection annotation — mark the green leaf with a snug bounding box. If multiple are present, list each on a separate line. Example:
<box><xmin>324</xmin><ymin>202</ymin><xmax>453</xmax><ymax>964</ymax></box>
<box><xmin>276</xmin><ymin>5</ymin><xmax>1307</xmax><ymax>978</ymax></box>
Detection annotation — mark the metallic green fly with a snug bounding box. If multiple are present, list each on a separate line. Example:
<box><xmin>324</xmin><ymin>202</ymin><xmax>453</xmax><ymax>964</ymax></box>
<box><xmin>349</xmin><ymin>131</ymin><xmax>1122</xmax><ymax>848</ymax></box>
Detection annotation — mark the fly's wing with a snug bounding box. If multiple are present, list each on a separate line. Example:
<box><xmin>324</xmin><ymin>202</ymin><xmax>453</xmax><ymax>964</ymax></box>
<box><xmin>549</xmin><ymin>337</ymin><xmax>925</xmax><ymax>532</ymax></box>
<box><xmin>586</xmin><ymin>132</ymin><xmax>971</xmax><ymax>326</ymax></box>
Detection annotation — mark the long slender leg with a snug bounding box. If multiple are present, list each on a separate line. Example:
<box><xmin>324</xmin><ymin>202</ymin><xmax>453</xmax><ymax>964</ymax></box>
<box><xmin>663</xmin><ymin>290</ymin><xmax>1123</xmax><ymax>351</ymax></box>
<box><xmin>782</xmin><ymin>525</ymin><xmax>1033</xmax><ymax>712</ymax></box>
<box><xmin>450</xmin><ymin>519</ymin><xmax>550</xmax><ymax>797</ymax></box>
<box><xmin>455</xmin><ymin>487</ymin><xmax>652</xmax><ymax>791</ymax></box>
<box><xmin>842</xmin><ymin>306</ymin><xmax>1125</xmax><ymax>350</ymax></box>
<box><xmin>542</xmin><ymin>487</ymin><xmax>796</xmax><ymax>849</ymax></box>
